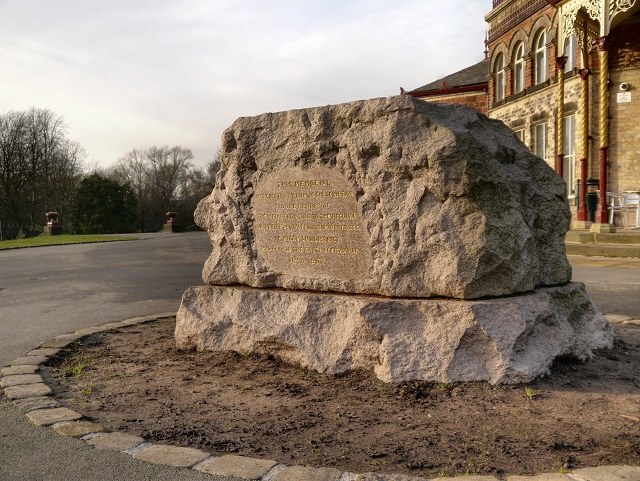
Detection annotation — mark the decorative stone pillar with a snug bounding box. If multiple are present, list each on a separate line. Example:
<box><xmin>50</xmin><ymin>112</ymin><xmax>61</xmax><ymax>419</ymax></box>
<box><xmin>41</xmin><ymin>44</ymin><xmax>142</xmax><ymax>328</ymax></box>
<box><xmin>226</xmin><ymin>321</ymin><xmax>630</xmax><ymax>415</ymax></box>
<box><xmin>556</xmin><ymin>56</ymin><xmax>568</xmax><ymax>177</ymax></box>
<box><xmin>575</xmin><ymin>68</ymin><xmax>592</xmax><ymax>226</ymax></box>
<box><xmin>591</xmin><ymin>36</ymin><xmax>614</xmax><ymax>232</ymax></box>
<box><xmin>44</xmin><ymin>212</ymin><xmax>62</xmax><ymax>236</ymax></box>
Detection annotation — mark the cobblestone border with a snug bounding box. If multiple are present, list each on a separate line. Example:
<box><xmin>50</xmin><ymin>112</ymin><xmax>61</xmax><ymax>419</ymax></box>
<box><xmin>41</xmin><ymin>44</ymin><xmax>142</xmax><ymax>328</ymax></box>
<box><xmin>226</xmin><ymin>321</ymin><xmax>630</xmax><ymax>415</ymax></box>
<box><xmin>2</xmin><ymin>313</ymin><xmax>640</xmax><ymax>481</ymax></box>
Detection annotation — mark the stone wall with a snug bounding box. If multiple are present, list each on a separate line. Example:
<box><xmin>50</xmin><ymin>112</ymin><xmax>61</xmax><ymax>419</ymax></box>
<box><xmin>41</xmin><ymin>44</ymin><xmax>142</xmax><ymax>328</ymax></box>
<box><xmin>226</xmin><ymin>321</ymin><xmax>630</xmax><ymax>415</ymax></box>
<box><xmin>609</xmin><ymin>68</ymin><xmax>640</xmax><ymax>193</ymax></box>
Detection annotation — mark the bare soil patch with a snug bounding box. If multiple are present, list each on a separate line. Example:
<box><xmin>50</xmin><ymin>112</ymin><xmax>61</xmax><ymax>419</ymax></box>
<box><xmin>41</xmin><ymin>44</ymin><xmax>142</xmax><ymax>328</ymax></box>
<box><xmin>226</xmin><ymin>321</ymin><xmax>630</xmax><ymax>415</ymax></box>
<box><xmin>42</xmin><ymin>319</ymin><xmax>640</xmax><ymax>479</ymax></box>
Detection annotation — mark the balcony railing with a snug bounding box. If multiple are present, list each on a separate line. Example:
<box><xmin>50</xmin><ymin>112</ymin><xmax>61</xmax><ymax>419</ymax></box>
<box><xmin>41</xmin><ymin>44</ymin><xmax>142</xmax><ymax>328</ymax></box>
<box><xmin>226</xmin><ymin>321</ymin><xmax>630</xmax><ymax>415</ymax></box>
<box><xmin>492</xmin><ymin>0</ymin><xmax>507</xmax><ymax>7</ymax></box>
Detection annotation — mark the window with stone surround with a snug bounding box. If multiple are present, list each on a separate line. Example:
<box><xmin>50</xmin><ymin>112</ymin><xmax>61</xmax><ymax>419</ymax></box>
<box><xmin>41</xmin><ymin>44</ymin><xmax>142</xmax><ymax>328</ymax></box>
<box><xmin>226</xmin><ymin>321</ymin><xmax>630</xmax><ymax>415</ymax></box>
<box><xmin>563</xmin><ymin>114</ymin><xmax>577</xmax><ymax>196</ymax></box>
<box><xmin>533</xmin><ymin>29</ymin><xmax>548</xmax><ymax>84</ymax></box>
<box><xmin>514</xmin><ymin>129</ymin><xmax>525</xmax><ymax>144</ymax></box>
<box><xmin>564</xmin><ymin>34</ymin><xmax>577</xmax><ymax>72</ymax></box>
<box><xmin>494</xmin><ymin>53</ymin><xmax>506</xmax><ymax>102</ymax></box>
<box><xmin>513</xmin><ymin>42</ymin><xmax>526</xmax><ymax>94</ymax></box>
<box><xmin>533</xmin><ymin>122</ymin><xmax>548</xmax><ymax>163</ymax></box>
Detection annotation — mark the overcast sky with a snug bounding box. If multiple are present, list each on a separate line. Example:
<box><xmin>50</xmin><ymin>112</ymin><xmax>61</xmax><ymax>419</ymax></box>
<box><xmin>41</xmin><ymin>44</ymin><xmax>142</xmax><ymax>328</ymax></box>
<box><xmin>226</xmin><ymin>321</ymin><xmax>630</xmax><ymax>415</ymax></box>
<box><xmin>0</xmin><ymin>1</ymin><xmax>489</xmax><ymax>169</ymax></box>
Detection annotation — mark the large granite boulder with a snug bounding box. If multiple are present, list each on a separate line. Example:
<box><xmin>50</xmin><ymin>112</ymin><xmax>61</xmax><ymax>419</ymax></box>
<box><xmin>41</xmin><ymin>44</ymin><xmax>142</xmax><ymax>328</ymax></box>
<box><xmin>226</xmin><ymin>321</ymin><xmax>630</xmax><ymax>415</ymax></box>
<box><xmin>196</xmin><ymin>95</ymin><xmax>571</xmax><ymax>299</ymax></box>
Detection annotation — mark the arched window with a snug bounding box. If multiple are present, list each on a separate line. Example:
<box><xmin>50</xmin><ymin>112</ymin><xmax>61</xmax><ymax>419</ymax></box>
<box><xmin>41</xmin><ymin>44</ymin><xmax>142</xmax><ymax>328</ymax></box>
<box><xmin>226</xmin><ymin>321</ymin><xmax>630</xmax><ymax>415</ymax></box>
<box><xmin>564</xmin><ymin>34</ymin><xmax>577</xmax><ymax>72</ymax></box>
<box><xmin>534</xmin><ymin>29</ymin><xmax>548</xmax><ymax>84</ymax></box>
<box><xmin>513</xmin><ymin>43</ymin><xmax>525</xmax><ymax>94</ymax></box>
<box><xmin>494</xmin><ymin>53</ymin><xmax>506</xmax><ymax>102</ymax></box>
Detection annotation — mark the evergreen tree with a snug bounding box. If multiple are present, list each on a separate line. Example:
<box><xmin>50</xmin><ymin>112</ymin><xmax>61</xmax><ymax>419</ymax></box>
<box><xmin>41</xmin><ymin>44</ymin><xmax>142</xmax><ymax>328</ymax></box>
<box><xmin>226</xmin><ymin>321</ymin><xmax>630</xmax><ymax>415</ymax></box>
<box><xmin>74</xmin><ymin>173</ymin><xmax>138</xmax><ymax>234</ymax></box>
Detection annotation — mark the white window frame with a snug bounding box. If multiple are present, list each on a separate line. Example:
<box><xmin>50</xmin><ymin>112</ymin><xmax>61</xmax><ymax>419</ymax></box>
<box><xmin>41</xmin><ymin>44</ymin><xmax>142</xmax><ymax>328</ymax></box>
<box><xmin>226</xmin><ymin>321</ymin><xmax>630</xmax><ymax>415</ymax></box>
<box><xmin>494</xmin><ymin>53</ymin><xmax>506</xmax><ymax>102</ymax></box>
<box><xmin>564</xmin><ymin>34</ymin><xmax>577</xmax><ymax>72</ymax></box>
<box><xmin>533</xmin><ymin>122</ymin><xmax>548</xmax><ymax>163</ymax></box>
<box><xmin>514</xmin><ymin>129</ymin><xmax>525</xmax><ymax>143</ymax></box>
<box><xmin>563</xmin><ymin>114</ymin><xmax>577</xmax><ymax>196</ymax></box>
<box><xmin>513</xmin><ymin>43</ymin><xmax>525</xmax><ymax>94</ymax></box>
<box><xmin>534</xmin><ymin>30</ymin><xmax>548</xmax><ymax>84</ymax></box>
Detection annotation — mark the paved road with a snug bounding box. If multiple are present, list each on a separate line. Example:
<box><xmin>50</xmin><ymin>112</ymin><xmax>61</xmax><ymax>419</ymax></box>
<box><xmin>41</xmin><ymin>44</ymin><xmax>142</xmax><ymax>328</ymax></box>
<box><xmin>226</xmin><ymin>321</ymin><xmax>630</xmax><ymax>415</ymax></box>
<box><xmin>570</xmin><ymin>255</ymin><xmax>640</xmax><ymax>318</ymax></box>
<box><xmin>1</xmin><ymin>233</ymin><xmax>225</xmax><ymax>481</ymax></box>
<box><xmin>0</xmin><ymin>235</ymin><xmax>639</xmax><ymax>480</ymax></box>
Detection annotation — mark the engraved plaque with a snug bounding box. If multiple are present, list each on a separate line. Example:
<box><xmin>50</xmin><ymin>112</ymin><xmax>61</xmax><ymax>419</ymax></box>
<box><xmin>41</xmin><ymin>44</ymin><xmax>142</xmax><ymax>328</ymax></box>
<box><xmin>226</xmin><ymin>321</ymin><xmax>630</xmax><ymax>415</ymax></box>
<box><xmin>253</xmin><ymin>166</ymin><xmax>371</xmax><ymax>280</ymax></box>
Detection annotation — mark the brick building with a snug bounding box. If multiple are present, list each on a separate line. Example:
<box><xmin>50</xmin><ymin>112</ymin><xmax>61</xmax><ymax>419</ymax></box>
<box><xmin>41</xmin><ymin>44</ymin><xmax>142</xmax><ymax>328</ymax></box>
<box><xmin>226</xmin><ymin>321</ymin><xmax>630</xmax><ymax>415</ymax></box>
<box><xmin>407</xmin><ymin>0</ymin><xmax>640</xmax><ymax>231</ymax></box>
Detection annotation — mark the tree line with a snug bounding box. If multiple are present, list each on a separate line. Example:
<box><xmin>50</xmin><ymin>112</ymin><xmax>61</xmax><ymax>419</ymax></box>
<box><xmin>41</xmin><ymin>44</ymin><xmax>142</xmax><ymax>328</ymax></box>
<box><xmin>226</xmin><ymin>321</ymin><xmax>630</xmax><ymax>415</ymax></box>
<box><xmin>0</xmin><ymin>108</ymin><xmax>219</xmax><ymax>240</ymax></box>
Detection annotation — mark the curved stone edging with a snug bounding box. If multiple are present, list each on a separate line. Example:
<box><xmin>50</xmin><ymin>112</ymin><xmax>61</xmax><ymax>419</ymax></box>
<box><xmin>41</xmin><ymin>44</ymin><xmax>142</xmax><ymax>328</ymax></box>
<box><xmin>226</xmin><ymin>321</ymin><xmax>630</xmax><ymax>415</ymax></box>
<box><xmin>2</xmin><ymin>313</ymin><xmax>640</xmax><ymax>481</ymax></box>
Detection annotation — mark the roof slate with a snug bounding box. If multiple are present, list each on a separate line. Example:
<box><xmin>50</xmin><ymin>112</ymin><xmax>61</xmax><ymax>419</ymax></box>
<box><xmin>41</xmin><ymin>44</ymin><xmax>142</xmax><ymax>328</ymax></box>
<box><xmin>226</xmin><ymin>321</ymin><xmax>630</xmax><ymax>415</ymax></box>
<box><xmin>410</xmin><ymin>59</ymin><xmax>489</xmax><ymax>93</ymax></box>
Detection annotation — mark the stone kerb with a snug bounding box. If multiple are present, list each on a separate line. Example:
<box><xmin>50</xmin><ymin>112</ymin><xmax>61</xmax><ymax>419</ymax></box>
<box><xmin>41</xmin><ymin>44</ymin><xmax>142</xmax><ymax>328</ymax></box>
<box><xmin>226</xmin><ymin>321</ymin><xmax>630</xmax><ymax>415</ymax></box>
<box><xmin>178</xmin><ymin>95</ymin><xmax>612</xmax><ymax>385</ymax></box>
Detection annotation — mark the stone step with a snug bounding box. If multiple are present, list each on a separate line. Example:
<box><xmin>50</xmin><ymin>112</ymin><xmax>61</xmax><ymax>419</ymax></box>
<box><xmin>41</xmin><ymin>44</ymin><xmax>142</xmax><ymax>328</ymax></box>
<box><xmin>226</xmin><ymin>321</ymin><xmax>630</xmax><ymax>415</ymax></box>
<box><xmin>565</xmin><ymin>242</ymin><xmax>640</xmax><ymax>258</ymax></box>
<box><xmin>566</xmin><ymin>230</ymin><xmax>640</xmax><ymax>245</ymax></box>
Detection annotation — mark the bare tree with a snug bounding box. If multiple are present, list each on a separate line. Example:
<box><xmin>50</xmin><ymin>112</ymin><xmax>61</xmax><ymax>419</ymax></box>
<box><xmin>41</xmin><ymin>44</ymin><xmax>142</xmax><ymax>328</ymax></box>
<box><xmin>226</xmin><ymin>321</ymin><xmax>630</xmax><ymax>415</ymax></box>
<box><xmin>0</xmin><ymin>108</ymin><xmax>84</xmax><ymax>239</ymax></box>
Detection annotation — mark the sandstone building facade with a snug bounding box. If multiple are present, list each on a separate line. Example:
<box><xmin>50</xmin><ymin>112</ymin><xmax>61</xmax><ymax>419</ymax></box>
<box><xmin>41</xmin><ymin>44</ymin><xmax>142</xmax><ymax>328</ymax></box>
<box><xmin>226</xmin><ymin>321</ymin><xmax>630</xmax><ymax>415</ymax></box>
<box><xmin>407</xmin><ymin>0</ymin><xmax>640</xmax><ymax>229</ymax></box>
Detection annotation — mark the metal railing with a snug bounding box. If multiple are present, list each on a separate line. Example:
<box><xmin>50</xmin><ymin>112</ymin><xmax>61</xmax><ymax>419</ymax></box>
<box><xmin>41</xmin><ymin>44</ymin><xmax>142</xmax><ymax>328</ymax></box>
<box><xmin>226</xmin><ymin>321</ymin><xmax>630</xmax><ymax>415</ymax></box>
<box><xmin>492</xmin><ymin>0</ymin><xmax>507</xmax><ymax>7</ymax></box>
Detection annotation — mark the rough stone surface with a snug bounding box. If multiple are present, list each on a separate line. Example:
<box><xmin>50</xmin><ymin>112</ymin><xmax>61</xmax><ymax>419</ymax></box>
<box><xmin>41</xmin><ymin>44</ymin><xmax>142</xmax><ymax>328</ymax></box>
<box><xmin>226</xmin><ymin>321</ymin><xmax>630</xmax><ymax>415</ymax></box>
<box><xmin>570</xmin><ymin>465</ymin><xmax>640</xmax><ymax>481</ymax></box>
<box><xmin>195</xmin><ymin>95</ymin><xmax>571</xmax><ymax>300</ymax></box>
<box><xmin>176</xmin><ymin>282</ymin><xmax>613</xmax><ymax>384</ymax></box>
<box><xmin>54</xmin><ymin>421</ymin><xmax>104</xmax><ymax>437</ymax></box>
<box><xmin>26</xmin><ymin>407</ymin><xmax>82</xmax><ymax>426</ymax></box>
<box><xmin>26</xmin><ymin>348</ymin><xmax>60</xmax><ymax>357</ymax></box>
<box><xmin>3</xmin><ymin>382</ymin><xmax>52</xmax><ymax>399</ymax></box>
<box><xmin>195</xmin><ymin>454</ymin><xmax>277</xmax><ymax>479</ymax></box>
<box><xmin>12</xmin><ymin>396</ymin><xmax>60</xmax><ymax>412</ymax></box>
<box><xmin>271</xmin><ymin>466</ymin><xmax>342</xmax><ymax>481</ymax></box>
<box><xmin>131</xmin><ymin>444</ymin><xmax>210</xmax><ymax>467</ymax></box>
<box><xmin>1</xmin><ymin>365</ymin><xmax>38</xmax><ymax>376</ymax></box>
<box><xmin>86</xmin><ymin>432</ymin><xmax>145</xmax><ymax>451</ymax></box>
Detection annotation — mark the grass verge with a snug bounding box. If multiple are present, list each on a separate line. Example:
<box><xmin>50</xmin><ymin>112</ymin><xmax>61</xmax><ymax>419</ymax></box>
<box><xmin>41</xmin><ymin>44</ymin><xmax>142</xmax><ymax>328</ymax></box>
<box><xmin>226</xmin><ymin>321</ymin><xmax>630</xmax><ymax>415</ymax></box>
<box><xmin>0</xmin><ymin>234</ymin><xmax>142</xmax><ymax>250</ymax></box>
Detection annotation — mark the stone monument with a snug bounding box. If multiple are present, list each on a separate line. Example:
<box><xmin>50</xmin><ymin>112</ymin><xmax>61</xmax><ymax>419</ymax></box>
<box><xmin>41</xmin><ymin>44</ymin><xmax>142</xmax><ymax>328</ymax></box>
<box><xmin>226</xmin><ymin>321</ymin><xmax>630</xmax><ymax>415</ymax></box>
<box><xmin>176</xmin><ymin>95</ymin><xmax>613</xmax><ymax>384</ymax></box>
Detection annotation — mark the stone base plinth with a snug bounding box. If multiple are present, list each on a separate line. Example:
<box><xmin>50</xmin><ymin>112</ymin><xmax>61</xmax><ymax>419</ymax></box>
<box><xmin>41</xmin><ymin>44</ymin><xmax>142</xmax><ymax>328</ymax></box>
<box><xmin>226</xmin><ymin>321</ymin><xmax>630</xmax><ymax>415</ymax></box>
<box><xmin>162</xmin><ymin>223</ymin><xmax>182</xmax><ymax>233</ymax></box>
<box><xmin>43</xmin><ymin>225</ymin><xmax>62</xmax><ymax>236</ymax></box>
<box><xmin>175</xmin><ymin>283</ymin><xmax>613</xmax><ymax>385</ymax></box>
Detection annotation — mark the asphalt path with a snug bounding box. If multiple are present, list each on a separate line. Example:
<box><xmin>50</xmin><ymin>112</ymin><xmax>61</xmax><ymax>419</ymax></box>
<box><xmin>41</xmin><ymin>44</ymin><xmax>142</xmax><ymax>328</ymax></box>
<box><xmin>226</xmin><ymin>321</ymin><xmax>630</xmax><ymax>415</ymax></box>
<box><xmin>0</xmin><ymin>234</ymin><xmax>639</xmax><ymax>480</ymax></box>
<box><xmin>1</xmin><ymin>233</ymin><xmax>224</xmax><ymax>481</ymax></box>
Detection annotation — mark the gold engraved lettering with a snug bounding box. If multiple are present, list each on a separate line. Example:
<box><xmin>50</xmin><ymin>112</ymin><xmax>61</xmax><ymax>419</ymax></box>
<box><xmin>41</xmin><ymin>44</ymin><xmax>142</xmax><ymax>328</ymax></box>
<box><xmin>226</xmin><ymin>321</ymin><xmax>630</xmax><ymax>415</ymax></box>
<box><xmin>253</xmin><ymin>167</ymin><xmax>370</xmax><ymax>280</ymax></box>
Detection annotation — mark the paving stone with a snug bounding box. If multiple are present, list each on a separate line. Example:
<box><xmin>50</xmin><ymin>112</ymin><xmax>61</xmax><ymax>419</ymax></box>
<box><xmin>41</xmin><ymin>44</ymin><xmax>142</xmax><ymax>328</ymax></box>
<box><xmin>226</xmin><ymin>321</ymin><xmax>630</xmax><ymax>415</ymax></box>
<box><xmin>86</xmin><ymin>432</ymin><xmax>145</xmax><ymax>451</ymax></box>
<box><xmin>195</xmin><ymin>454</ymin><xmax>278</xmax><ymax>480</ymax></box>
<box><xmin>272</xmin><ymin>466</ymin><xmax>342</xmax><ymax>481</ymax></box>
<box><xmin>12</xmin><ymin>396</ymin><xmax>60</xmax><ymax>412</ymax></box>
<box><xmin>0</xmin><ymin>374</ymin><xmax>44</xmax><ymax>387</ymax></box>
<box><xmin>51</xmin><ymin>333</ymin><xmax>85</xmax><ymax>342</ymax></box>
<box><xmin>120</xmin><ymin>316</ymin><xmax>152</xmax><ymax>326</ymax></box>
<box><xmin>54</xmin><ymin>421</ymin><xmax>104</xmax><ymax>437</ymax></box>
<box><xmin>131</xmin><ymin>444</ymin><xmax>209</xmax><ymax>467</ymax></box>
<box><xmin>1</xmin><ymin>365</ymin><xmax>38</xmax><ymax>376</ymax></box>
<box><xmin>74</xmin><ymin>326</ymin><xmax>111</xmax><ymax>336</ymax></box>
<box><xmin>354</xmin><ymin>473</ymin><xmax>429</xmax><ymax>481</ymax></box>
<box><xmin>434</xmin><ymin>477</ymin><xmax>499</xmax><ymax>481</ymax></box>
<box><xmin>26</xmin><ymin>407</ymin><xmax>82</xmax><ymax>426</ymax></box>
<box><xmin>27</xmin><ymin>348</ymin><xmax>60</xmax><ymax>357</ymax></box>
<box><xmin>506</xmin><ymin>474</ymin><xmax>573</xmax><ymax>480</ymax></box>
<box><xmin>40</xmin><ymin>338</ymin><xmax>79</xmax><ymax>348</ymax></box>
<box><xmin>11</xmin><ymin>355</ymin><xmax>48</xmax><ymax>366</ymax></box>
<box><xmin>3</xmin><ymin>383</ymin><xmax>52</xmax><ymax>399</ymax></box>
<box><xmin>570</xmin><ymin>465</ymin><xmax>640</xmax><ymax>481</ymax></box>
<box><xmin>605</xmin><ymin>314</ymin><xmax>632</xmax><ymax>324</ymax></box>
